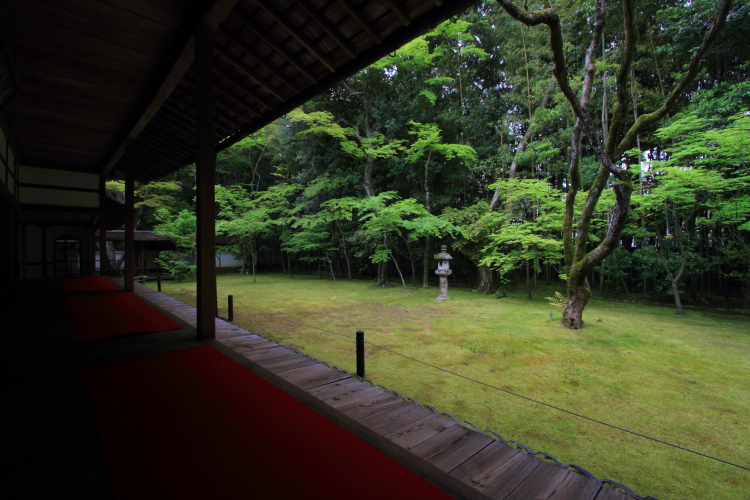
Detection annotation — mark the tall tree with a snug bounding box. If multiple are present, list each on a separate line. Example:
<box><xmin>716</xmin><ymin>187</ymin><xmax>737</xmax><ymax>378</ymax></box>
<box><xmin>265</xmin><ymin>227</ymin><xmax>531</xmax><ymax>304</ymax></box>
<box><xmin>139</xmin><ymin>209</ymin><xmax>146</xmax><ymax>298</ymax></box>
<box><xmin>495</xmin><ymin>0</ymin><xmax>733</xmax><ymax>328</ymax></box>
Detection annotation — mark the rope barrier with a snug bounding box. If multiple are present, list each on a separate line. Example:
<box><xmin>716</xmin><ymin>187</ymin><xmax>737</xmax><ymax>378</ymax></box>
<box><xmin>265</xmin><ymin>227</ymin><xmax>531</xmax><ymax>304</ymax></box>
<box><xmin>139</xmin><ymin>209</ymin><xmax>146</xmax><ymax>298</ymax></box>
<box><xmin>235</xmin><ymin>326</ymin><xmax>660</xmax><ymax>500</ymax></box>
<box><xmin>225</xmin><ymin>298</ymin><xmax>750</xmax><ymax>478</ymax></box>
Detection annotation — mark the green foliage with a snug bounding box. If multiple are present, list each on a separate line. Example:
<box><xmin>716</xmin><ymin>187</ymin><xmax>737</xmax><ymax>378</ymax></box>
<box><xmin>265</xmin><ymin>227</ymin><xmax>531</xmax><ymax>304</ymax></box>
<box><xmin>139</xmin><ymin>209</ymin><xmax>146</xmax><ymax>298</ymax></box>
<box><xmin>480</xmin><ymin>179</ymin><xmax>565</xmax><ymax>280</ymax></box>
<box><xmin>152</xmin><ymin>208</ymin><xmax>197</xmax><ymax>279</ymax></box>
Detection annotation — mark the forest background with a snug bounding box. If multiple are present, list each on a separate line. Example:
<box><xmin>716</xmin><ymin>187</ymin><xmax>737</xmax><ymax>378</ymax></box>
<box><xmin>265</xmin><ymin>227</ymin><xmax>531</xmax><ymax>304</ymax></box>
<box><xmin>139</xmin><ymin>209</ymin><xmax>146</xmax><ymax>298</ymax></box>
<box><xmin>108</xmin><ymin>0</ymin><xmax>750</xmax><ymax>327</ymax></box>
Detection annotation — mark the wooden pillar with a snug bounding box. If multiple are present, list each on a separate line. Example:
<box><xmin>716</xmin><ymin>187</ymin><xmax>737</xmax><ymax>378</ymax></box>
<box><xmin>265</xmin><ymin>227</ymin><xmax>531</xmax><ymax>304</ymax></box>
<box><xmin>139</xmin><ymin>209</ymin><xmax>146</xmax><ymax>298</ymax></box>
<box><xmin>194</xmin><ymin>21</ymin><xmax>217</xmax><ymax>339</ymax></box>
<box><xmin>124</xmin><ymin>138</ymin><xmax>135</xmax><ymax>292</ymax></box>
<box><xmin>21</xmin><ymin>223</ymin><xmax>27</xmax><ymax>278</ymax></box>
<box><xmin>41</xmin><ymin>225</ymin><xmax>47</xmax><ymax>278</ymax></box>
<box><xmin>99</xmin><ymin>175</ymin><xmax>108</xmax><ymax>276</ymax></box>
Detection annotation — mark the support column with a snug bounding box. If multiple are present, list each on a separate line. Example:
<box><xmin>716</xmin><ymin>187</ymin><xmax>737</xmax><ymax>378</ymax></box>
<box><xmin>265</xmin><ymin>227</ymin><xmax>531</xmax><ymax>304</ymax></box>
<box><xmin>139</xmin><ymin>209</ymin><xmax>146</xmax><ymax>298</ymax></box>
<box><xmin>99</xmin><ymin>176</ymin><xmax>108</xmax><ymax>276</ymax></box>
<box><xmin>21</xmin><ymin>223</ymin><xmax>27</xmax><ymax>278</ymax></box>
<box><xmin>41</xmin><ymin>225</ymin><xmax>47</xmax><ymax>278</ymax></box>
<box><xmin>194</xmin><ymin>21</ymin><xmax>217</xmax><ymax>339</ymax></box>
<box><xmin>124</xmin><ymin>138</ymin><xmax>135</xmax><ymax>292</ymax></box>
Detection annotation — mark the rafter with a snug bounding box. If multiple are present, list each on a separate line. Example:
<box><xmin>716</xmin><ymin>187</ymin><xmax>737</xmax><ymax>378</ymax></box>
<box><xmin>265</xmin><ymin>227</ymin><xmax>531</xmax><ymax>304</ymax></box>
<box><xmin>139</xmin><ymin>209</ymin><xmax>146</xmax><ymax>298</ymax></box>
<box><xmin>150</xmin><ymin>112</ymin><xmax>198</xmax><ymax>144</ymax></box>
<box><xmin>100</xmin><ymin>0</ymin><xmax>242</xmax><ymax>175</ymax></box>
<box><xmin>335</xmin><ymin>0</ymin><xmax>380</xmax><ymax>43</ymax></box>
<box><xmin>214</xmin><ymin>43</ymin><xmax>288</xmax><ymax>101</ymax></box>
<box><xmin>382</xmin><ymin>0</ymin><xmax>412</xmax><ymax>26</ymax></box>
<box><xmin>219</xmin><ymin>34</ymin><xmax>302</xmax><ymax>93</ymax></box>
<box><xmin>148</xmin><ymin>116</ymin><xmax>195</xmax><ymax>149</ymax></box>
<box><xmin>143</xmin><ymin>134</ymin><xmax>193</xmax><ymax>161</ymax></box>
<box><xmin>295</xmin><ymin>0</ymin><xmax>356</xmax><ymax>59</ymax></box>
<box><xmin>213</xmin><ymin>63</ymin><xmax>271</xmax><ymax>113</ymax></box>
<box><xmin>138</xmin><ymin>134</ymin><xmax>190</xmax><ymax>162</ymax></box>
<box><xmin>170</xmin><ymin>88</ymin><xmax>242</xmax><ymax>133</ymax></box>
<box><xmin>231</xmin><ymin>8</ymin><xmax>316</xmax><ymax>82</ymax></box>
<box><xmin>255</xmin><ymin>2</ymin><xmax>336</xmax><ymax>72</ymax></box>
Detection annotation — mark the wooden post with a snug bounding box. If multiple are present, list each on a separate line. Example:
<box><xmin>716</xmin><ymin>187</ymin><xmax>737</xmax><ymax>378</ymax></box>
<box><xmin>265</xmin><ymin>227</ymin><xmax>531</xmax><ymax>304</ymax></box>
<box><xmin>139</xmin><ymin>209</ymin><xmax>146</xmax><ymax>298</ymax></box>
<box><xmin>194</xmin><ymin>21</ymin><xmax>217</xmax><ymax>339</ymax></box>
<box><xmin>157</xmin><ymin>274</ymin><xmax>162</xmax><ymax>292</ymax></box>
<box><xmin>41</xmin><ymin>225</ymin><xmax>47</xmax><ymax>278</ymax></box>
<box><xmin>99</xmin><ymin>206</ymin><xmax>108</xmax><ymax>278</ymax></box>
<box><xmin>356</xmin><ymin>330</ymin><xmax>365</xmax><ymax>378</ymax></box>
<box><xmin>124</xmin><ymin>138</ymin><xmax>135</xmax><ymax>292</ymax></box>
<box><xmin>227</xmin><ymin>295</ymin><xmax>233</xmax><ymax>322</ymax></box>
<box><xmin>21</xmin><ymin>223</ymin><xmax>27</xmax><ymax>278</ymax></box>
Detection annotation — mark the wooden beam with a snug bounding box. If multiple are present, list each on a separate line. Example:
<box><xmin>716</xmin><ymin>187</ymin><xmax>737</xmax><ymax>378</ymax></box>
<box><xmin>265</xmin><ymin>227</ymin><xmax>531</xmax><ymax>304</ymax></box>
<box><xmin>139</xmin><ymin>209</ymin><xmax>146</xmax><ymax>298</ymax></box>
<box><xmin>150</xmin><ymin>111</ymin><xmax>198</xmax><ymax>142</ymax></box>
<box><xmin>170</xmin><ymin>86</ymin><xmax>248</xmax><ymax>132</ymax></box>
<box><xmin>124</xmin><ymin>138</ymin><xmax>135</xmax><ymax>292</ymax></box>
<box><xmin>335</xmin><ymin>0</ymin><xmax>381</xmax><ymax>43</ymax></box>
<box><xmin>169</xmin><ymin>88</ymin><xmax>237</xmax><ymax>135</ymax></box>
<box><xmin>213</xmin><ymin>59</ymin><xmax>274</xmax><ymax>112</ymax></box>
<box><xmin>255</xmin><ymin>3</ymin><xmax>336</xmax><ymax>72</ymax></box>
<box><xmin>382</xmin><ymin>0</ymin><xmax>412</xmax><ymax>26</ymax></box>
<box><xmin>194</xmin><ymin>20</ymin><xmax>217</xmax><ymax>339</ymax></box>
<box><xmin>100</xmin><ymin>0</ymin><xmax>241</xmax><ymax>176</ymax></box>
<box><xmin>139</xmin><ymin>126</ymin><xmax>192</xmax><ymax>156</ymax></box>
<box><xmin>295</xmin><ymin>0</ymin><xmax>356</xmax><ymax>58</ymax></box>
<box><xmin>214</xmin><ymin>43</ymin><xmax>288</xmax><ymax>101</ymax></box>
<box><xmin>147</xmin><ymin>121</ymin><xmax>196</xmax><ymax>151</ymax></box>
<box><xmin>231</xmin><ymin>8</ymin><xmax>316</xmax><ymax>82</ymax></box>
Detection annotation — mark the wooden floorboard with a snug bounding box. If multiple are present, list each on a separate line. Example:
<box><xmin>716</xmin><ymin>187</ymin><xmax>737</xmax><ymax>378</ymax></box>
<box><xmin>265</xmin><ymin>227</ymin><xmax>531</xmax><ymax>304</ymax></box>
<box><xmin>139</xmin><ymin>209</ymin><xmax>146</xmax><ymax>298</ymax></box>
<box><xmin>504</xmin><ymin>461</ymin><xmax>570</xmax><ymax>500</ymax></box>
<box><xmin>429</xmin><ymin>432</ymin><xmax>495</xmax><ymax>473</ymax></box>
<box><xmin>548</xmin><ymin>472</ymin><xmax>603</xmax><ymax>500</ymax></box>
<box><xmin>126</xmin><ymin>279</ymin><xmax>638</xmax><ymax>500</ymax></box>
<box><xmin>388</xmin><ymin>414</ymin><xmax>457</xmax><ymax>449</ymax></box>
<box><xmin>480</xmin><ymin>451</ymin><xmax>542</xmax><ymax>499</ymax></box>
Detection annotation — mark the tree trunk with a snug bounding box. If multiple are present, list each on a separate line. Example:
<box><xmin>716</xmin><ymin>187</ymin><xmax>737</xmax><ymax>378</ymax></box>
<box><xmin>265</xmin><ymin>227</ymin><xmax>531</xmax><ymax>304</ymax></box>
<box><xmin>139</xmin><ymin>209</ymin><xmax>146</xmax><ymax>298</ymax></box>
<box><xmin>377</xmin><ymin>233</ymin><xmax>390</xmax><ymax>287</ymax></box>
<box><xmin>477</xmin><ymin>264</ymin><xmax>494</xmax><ymax>294</ymax></box>
<box><xmin>422</xmin><ymin>236</ymin><xmax>431</xmax><ymax>288</ymax></box>
<box><xmin>251</xmin><ymin>242</ymin><xmax>257</xmax><ymax>283</ymax></box>
<box><xmin>526</xmin><ymin>260</ymin><xmax>532</xmax><ymax>299</ymax></box>
<box><xmin>562</xmin><ymin>275</ymin><xmax>590</xmax><ymax>329</ymax></box>
<box><xmin>671</xmin><ymin>279</ymin><xmax>684</xmax><ymax>315</ymax></box>
<box><xmin>328</xmin><ymin>258</ymin><xmax>336</xmax><ymax>282</ymax></box>
<box><xmin>336</xmin><ymin>220</ymin><xmax>352</xmax><ymax>280</ymax></box>
<box><xmin>391</xmin><ymin>254</ymin><xmax>411</xmax><ymax>297</ymax></box>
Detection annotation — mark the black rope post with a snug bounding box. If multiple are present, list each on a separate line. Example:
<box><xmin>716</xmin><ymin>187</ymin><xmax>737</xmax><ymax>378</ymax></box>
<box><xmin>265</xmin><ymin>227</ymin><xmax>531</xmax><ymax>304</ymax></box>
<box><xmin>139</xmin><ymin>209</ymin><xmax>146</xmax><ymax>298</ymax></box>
<box><xmin>157</xmin><ymin>275</ymin><xmax>162</xmax><ymax>292</ymax></box>
<box><xmin>228</xmin><ymin>295</ymin><xmax>234</xmax><ymax>322</ymax></box>
<box><xmin>356</xmin><ymin>330</ymin><xmax>365</xmax><ymax>378</ymax></box>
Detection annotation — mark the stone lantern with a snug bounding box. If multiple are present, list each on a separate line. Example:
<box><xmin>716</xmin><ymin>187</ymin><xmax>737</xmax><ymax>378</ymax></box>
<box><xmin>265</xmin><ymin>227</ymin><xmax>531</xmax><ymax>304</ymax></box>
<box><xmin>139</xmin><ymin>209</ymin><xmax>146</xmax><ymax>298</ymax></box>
<box><xmin>434</xmin><ymin>244</ymin><xmax>453</xmax><ymax>300</ymax></box>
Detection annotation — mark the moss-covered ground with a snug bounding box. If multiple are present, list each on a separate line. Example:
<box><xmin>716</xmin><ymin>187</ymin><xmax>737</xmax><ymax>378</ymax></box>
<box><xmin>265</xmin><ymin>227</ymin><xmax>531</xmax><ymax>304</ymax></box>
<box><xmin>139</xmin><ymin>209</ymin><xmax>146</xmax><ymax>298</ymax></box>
<box><xmin>148</xmin><ymin>273</ymin><xmax>750</xmax><ymax>500</ymax></box>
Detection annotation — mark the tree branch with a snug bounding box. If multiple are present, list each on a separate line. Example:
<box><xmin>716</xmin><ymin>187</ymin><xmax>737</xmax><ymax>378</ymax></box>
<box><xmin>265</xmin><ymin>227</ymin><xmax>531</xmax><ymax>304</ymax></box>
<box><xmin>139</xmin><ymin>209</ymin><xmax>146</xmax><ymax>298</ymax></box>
<box><xmin>605</xmin><ymin>0</ymin><xmax>637</xmax><ymax>158</ymax></box>
<box><xmin>496</xmin><ymin>0</ymin><xmax>625</xmax><ymax>181</ymax></box>
<box><xmin>614</xmin><ymin>0</ymin><xmax>733</xmax><ymax>157</ymax></box>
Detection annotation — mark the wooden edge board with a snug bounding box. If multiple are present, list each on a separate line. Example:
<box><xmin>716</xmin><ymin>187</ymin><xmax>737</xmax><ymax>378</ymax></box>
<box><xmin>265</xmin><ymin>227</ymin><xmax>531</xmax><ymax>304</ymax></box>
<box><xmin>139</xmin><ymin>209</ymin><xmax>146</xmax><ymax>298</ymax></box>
<box><xmin>503</xmin><ymin>461</ymin><xmax>570</xmax><ymax>500</ymax></box>
<box><xmin>386</xmin><ymin>413</ymin><xmax>456</xmax><ymax>446</ymax></box>
<box><xmin>265</xmin><ymin>357</ymin><xmax>319</xmax><ymax>373</ymax></box>
<box><xmin>206</xmin><ymin>339</ymin><xmax>493</xmax><ymax>500</ymax></box>
<box><xmin>429</xmin><ymin>432</ymin><xmax>495</xmax><ymax>473</ymax></box>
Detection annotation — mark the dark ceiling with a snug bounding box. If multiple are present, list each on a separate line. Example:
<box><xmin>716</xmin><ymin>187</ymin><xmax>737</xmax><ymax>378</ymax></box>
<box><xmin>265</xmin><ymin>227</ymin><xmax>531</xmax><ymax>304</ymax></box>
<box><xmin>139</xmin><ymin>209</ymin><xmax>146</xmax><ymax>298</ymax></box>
<box><xmin>1</xmin><ymin>0</ymin><xmax>475</xmax><ymax>183</ymax></box>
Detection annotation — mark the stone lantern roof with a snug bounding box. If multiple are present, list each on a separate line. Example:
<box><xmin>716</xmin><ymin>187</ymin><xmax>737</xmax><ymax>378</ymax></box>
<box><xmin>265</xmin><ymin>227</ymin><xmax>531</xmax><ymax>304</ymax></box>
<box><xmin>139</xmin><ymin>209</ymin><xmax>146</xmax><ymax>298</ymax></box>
<box><xmin>434</xmin><ymin>245</ymin><xmax>453</xmax><ymax>261</ymax></box>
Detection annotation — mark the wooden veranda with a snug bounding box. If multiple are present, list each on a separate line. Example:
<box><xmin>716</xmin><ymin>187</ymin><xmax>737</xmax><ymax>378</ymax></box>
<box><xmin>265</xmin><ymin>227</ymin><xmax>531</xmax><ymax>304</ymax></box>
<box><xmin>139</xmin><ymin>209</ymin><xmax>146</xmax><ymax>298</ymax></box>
<box><xmin>4</xmin><ymin>277</ymin><xmax>629</xmax><ymax>499</ymax></box>
<box><xmin>0</xmin><ymin>1</ymin><xmax>637</xmax><ymax>498</ymax></box>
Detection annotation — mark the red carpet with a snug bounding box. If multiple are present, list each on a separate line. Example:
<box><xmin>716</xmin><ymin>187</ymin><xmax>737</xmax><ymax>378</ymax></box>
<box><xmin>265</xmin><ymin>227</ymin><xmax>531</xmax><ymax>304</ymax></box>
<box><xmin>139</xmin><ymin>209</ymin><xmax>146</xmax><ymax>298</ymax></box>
<box><xmin>62</xmin><ymin>277</ymin><xmax>121</xmax><ymax>294</ymax></box>
<box><xmin>68</xmin><ymin>293</ymin><xmax>181</xmax><ymax>342</ymax></box>
<box><xmin>82</xmin><ymin>345</ymin><xmax>454</xmax><ymax>500</ymax></box>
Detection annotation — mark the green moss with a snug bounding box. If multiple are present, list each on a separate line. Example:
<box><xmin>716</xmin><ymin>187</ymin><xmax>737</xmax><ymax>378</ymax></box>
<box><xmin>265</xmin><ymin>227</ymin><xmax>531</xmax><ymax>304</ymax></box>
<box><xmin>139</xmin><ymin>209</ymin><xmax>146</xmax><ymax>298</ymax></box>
<box><xmin>149</xmin><ymin>273</ymin><xmax>750</xmax><ymax>500</ymax></box>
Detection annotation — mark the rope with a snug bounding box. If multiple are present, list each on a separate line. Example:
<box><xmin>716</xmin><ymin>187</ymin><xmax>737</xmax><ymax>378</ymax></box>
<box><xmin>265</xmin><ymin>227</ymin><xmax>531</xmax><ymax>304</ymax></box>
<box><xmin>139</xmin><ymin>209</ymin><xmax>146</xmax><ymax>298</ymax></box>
<box><xmin>225</xmin><ymin>298</ymin><xmax>750</xmax><ymax>474</ymax></box>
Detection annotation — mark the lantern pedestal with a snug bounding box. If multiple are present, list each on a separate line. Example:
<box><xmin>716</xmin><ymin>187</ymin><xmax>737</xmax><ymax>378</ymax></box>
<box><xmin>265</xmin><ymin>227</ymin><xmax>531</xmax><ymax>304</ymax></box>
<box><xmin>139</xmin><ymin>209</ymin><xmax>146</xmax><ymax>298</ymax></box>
<box><xmin>436</xmin><ymin>273</ymin><xmax>451</xmax><ymax>300</ymax></box>
<box><xmin>434</xmin><ymin>245</ymin><xmax>453</xmax><ymax>300</ymax></box>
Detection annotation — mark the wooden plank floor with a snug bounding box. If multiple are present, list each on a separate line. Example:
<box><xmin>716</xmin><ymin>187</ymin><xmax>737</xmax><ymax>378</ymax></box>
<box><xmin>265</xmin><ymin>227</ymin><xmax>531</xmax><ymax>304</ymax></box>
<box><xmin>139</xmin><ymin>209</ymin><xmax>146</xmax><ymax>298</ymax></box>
<box><xmin>128</xmin><ymin>280</ymin><xmax>631</xmax><ymax>500</ymax></box>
